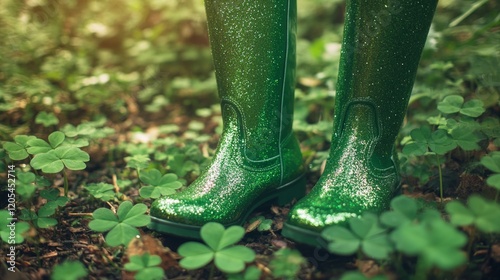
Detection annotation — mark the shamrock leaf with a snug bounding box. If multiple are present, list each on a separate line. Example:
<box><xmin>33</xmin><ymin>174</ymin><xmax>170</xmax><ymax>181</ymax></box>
<box><xmin>139</xmin><ymin>169</ymin><xmax>182</xmax><ymax>199</ymax></box>
<box><xmin>16</xmin><ymin>171</ymin><xmax>37</xmax><ymax>200</ymax></box>
<box><xmin>88</xmin><ymin>201</ymin><xmax>150</xmax><ymax>247</ymax></box>
<box><xmin>51</xmin><ymin>260</ymin><xmax>88</xmax><ymax>280</ymax></box>
<box><xmin>445</xmin><ymin>195</ymin><xmax>500</xmax><ymax>233</ymax></box>
<box><xmin>481</xmin><ymin>152</ymin><xmax>500</xmax><ymax>173</ymax></box>
<box><xmin>40</xmin><ymin>189</ymin><xmax>70</xmax><ymax>208</ymax></box>
<box><xmin>380</xmin><ymin>195</ymin><xmax>419</xmax><ymax>228</ymax></box>
<box><xmin>437</xmin><ymin>95</ymin><xmax>485</xmax><ymax>117</ymax></box>
<box><xmin>30</xmin><ymin>146</ymin><xmax>90</xmax><ymax>173</ymax></box>
<box><xmin>125</xmin><ymin>154</ymin><xmax>151</xmax><ymax>170</ymax></box>
<box><xmin>437</xmin><ymin>95</ymin><xmax>463</xmax><ymax>114</ymax></box>
<box><xmin>35</xmin><ymin>111</ymin><xmax>59</xmax><ymax>127</ymax></box>
<box><xmin>322</xmin><ymin>213</ymin><xmax>393</xmax><ymax>260</ymax></box>
<box><xmin>403</xmin><ymin>126</ymin><xmax>456</xmax><ymax>156</ymax></box>
<box><xmin>269</xmin><ymin>248</ymin><xmax>305</xmax><ymax>279</ymax></box>
<box><xmin>85</xmin><ymin>183</ymin><xmax>116</xmax><ymax>201</ymax></box>
<box><xmin>61</xmin><ymin>123</ymin><xmax>96</xmax><ymax>137</ymax></box>
<box><xmin>0</xmin><ymin>210</ymin><xmax>30</xmax><ymax>244</ymax></box>
<box><xmin>124</xmin><ymin>254</ymin><xmax>165</xmax><ymax>280</ymax></box>
<box><xmin>20</xmin><ymin>205</ymin><xmax>58</xmax><ymax>228</ymax></box>
<box><xmin>27</xmin><ymin>131</ymin><xmax>66</xmax><ymax>155</ymax></box>
<box><xmin>449</xmin><ymin>126</ymin><xmax>483</xmax><ymax>151</ymax></box>
<box><xmin>3</xmin><ymin>135</ymin><xmax>36</xmax><ymax>160</ymax></box>
<box><xmin>178</xmin><ymin>222</ymin><xmax>255</xmax><ymax>274</ymax></box>
<box><xmin>391</xmin><ymin>218</ymin><xmax>467</xmax><ymax>270</ymax></box>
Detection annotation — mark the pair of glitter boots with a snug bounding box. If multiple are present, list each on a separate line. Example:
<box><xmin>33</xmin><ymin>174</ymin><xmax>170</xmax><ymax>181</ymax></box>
<box><xmin>149</xmin><ymin>0</ymin><xmax>438</xmax><ymax>246</ymax></box>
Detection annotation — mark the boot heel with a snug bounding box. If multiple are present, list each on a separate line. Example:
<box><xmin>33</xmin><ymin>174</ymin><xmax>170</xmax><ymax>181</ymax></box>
<box><xmin>276</xmin><ymin>175</ymin><xmax>306</xmax><ymax>206</ymax></box>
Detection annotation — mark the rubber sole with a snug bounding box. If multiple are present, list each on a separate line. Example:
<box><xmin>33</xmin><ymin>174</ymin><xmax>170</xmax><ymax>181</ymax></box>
<box><xmin>148</xmin><ymin>174</ymin><xmax>306</xmax><ymax>239</ymax></box>
<box><xmin>281</xmin><ymin>222</ymin><xmax>328</xmax><ymax>248</ymax></box>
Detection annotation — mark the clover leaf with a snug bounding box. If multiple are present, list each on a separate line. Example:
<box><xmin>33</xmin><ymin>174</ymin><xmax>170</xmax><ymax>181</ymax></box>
<box><xmin>322</xmin><ymin>213</ymin><xmax>393</xmax><ymax>260</ymax></box>
<box><xmin>20</xmin><ymin>205</ymin><xmax>58</xmax><ymax>228</ymax></box>
<box><xmin>61</xmin><ymin>123</ymin><xmax>96</xmax><ymax>138</ymax></box>
<box><xmin>27</xmin><ymin>131</ymin><xmax>65</xmax><ymax>155</ymax></box>
<box><xmin>449</xmin><ymin>126</ymin><xmax>483</xmax><ymax>151</ymax></box>
<box><xmin>125</xmin><ymin>154</ymin><xmax>151</xmax><ymax>170</ymax></box>
<box><xmin>85</xmin><ymin>183</ymin><xmax>117</xmax><ymax>201</ymax></box>
<box><xmin>390</xmin><ymin>218</ymin><xmax>467</xmax><ymax>270</ymax></box>
<box><xmin>40</xmin><ymin>189</ymin><xmax>70</xmax><ymax>209</ymax></box>
<box><xmin>269</xmin><ymin>248</ymin><xmax>305</xmax><ymax>279</ymax></box>
<box><xmin>340</xmin><ymin>271</ymin><xmax>388</xmax><ymax>280</ymax></box>
<box><xmin>3</xmin><ymin>135</ymin><xmax>36</xmax><ymax>160</ymax></box>
<box><xmin>0</xmin><ymin>210</ymin><xmax>30</xmax><ymax>244</ymax></box>
<box><xmin>16</xmin><ymin>171</ymin><xmax>37</xmax><ymax>200</ymax></box>
<box><xmin>88</xmin><ymin>201</ymin><xmax>150</xmax><ymax>247</ymax></box>
<box><xmin>178</xmin><ymin>222</ymin><xmax>255</xmax><ymax>274</ymax></box>
<box><xmin>380</xmin><ymin>195</ymin><xmax>419</xmax><ymax>228</ymax></box>
<box><xmin>51</xmin><ymin>260</ymin><xmax>88</xmax><ymax>280</ymax></box>
<box><xmin>139</xmin><ymin>169</ymin><xmax>182</xmax><ymax>199</ymax></box>
<box><xmin>481</xmin><ymin>152</ymin><xmax>500</xmax><ymax>190</ymax></box>
<box><xmin>124</xmin><ymin>254</ymin><xmax>165</xmax><ymax>280</ymax></box>
<box><xmin>30</xmin><ymin>146</ymin><xmax>90</xmax><ymax>173</ymax></box>
<box><xmin>445</xmin><ymin>195</ymin><xmax>500</xmax><ymax>233</ymax></box>
<box><xmin>437</xmin><ymin>95</ymin><xmax>485</xmax><ymax>117</ymax></box>
<box><xmin>402</xmin><ymin>126</ymin><xmax>456</xmax><ymax>156</ymax></box>
<box><xmin>35</xmin><ymin>111</ymin><xmax>59</xmax><ymax>127</ymax></box>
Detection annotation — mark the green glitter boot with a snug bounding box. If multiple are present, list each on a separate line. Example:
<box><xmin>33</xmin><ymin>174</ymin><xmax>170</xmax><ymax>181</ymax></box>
<box><xmin>149</xmin><ymin>0</ymin><xmax>305</xmax><ymax>239</ymax></box>
<box><xmin>282</xmin><ymin>0</ymin><xmax>438</xmax><ymax>246</ymax></box>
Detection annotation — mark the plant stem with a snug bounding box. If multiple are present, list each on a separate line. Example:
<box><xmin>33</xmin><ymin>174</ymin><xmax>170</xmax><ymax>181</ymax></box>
<box><xmin>435</xmin><ymin>154</ymin><xmax>443</xmax><ymax>203</ymax></box>
<box><xmin>208</xmin><ymin>263</ymin><xmax>215</xmax><ymax>280</ymax></box>
<box><xmin>63</xmin><ymin>168</ymin><xmax>69</xmax><ymax>196</ymax></box>
<box><xmin>414</xmin><ymin>257</ymin><xmax>428</xmax><ymax>280</ymax></box>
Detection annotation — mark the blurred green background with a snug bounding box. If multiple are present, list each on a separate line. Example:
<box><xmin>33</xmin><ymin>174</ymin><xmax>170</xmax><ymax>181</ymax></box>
<box><xmin>0</xmin><ymin>0</ymin><xmax>498</xmax><ymax>145</ymax></box>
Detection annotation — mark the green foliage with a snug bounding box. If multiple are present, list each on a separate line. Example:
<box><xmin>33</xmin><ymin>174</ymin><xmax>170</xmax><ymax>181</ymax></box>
<box><xmin>125</xmin><ymin>155</ymin><xmax>151</xmax><ymax>170</ymax></box>
<box><xmin>31</xmin><ymin>146</ymin><xmax>90</xmax><ymax>173</ymax></box>
<box><xmin>340</xmin><ymin>271</ymin><xmax>388</xmax><ymax>280</ymax></box>
<box><xmin>20</xmin><ymin>205</ymin><xmax>58</xmax><ymax>228</ymax></box>
<box><xmin>269</xmin><ymin>248</ymin><xmax>306</xmax><ymax>279</ymax></box>
<box><xmin>0</xmin><ymin>210</ymin><xmax>30</xmax><ymax>244</ymax></box>
<box><xmin>445</xmin><ymin>195</ymin><xmax>500</xmax><ymax>233</ymax></box>
<box><xmin>322</xmin><ymin>213</ymin><xmax>393</xmax><ymax>260</ymax></box>
<box><xmin>16</xmin><ymin>171</ymin><xmax>37</xmax><ymax>200</ymax></box>
<box><xmin>51</xmin><ymin>260</ymin><xmax>88</xmax><ymax>280</ymax></box>
<box><xmin>88</xmin><ymin>201</ymin><xmax>150</xmax><ymax>247</ymax></box>
<box><xmin>437</xmin><ymin>95</ymin><xmax>485</xmax><ymax>117</ymax></box>
<box><xmin>3</xmin><ymin>135</ymin><xmax>36</xmax><ymax>160</ymax></box>
<box><xmin>139</xmin><ymin>169</ymin><xmax>183</xmax><ymax>199</ymax></box>
<box><xmin>227</xmin><ymin>266</ymin><xmax>262</xmax><ymax>280</ymax></box>
<box><xmin>124</xmin><ymin>254</ymin><xmax>165</xmax><ymax>280</ymax></box>
<box><xmin>391</xmin><ymin>218</ymin><xmax>467</xmax><ymax>270</ymax></box>
<box><xmin>35</xmin><ymin>111</ymin><xmax>59</xmax><ymax>127</ymax></box>
<box><xmin>85</xmin><ymin>183</ymin><xmax>118</xmax><ymax>201</ymax></box>
<box><xmin>178</xmin><ymin>222</ymin><xmax>255</xmax><ymax>274</ymax></box>
<box><xmin>40</xmin><ymin>189</ymin><xmax>70</xmax><ymax>208</ymax></box>
<box><xmin>403</xmin><ymin>126</ymin><xmax>456</xmax><ymax>156</ymax></box>
<box><xmin>247</xmin><ymin>215</ymin><xmax>273</xmax><ymax>232</ymax></box>
<box><xmin>481</xmin><ymin>151</ymin><xmax>500</xmax><ymax>190</ymax></box>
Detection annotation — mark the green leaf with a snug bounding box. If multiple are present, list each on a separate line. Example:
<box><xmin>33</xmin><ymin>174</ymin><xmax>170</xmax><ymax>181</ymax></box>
<box><xmin>437</xmin><ymin>95</ymin><xmax>463</xmax><ymax>114</ymax></box>
<box><xmin>51</xmin><ymin>261</ymin><xmax>88</xmax><ymax>280</ymax></box>
<box><xmin>26</xmin><ymin>138</ymin><xmax>52</xmax><ymax>154</ymax></box>
<box><xmin>429</xmin><ymin>129</ymin><xmax>456</xmax><ymax>155</ymax></box>
<box><xmin>201</xmin><ymin>222</ymin><xmax>226</xmax><ymax>251</ymax></box>
<box><xmin>216</xmin><ymin>246</ymin><xmax>256</xmax><ymax>273</ymax></box>
<box><xmin>125</xmin><ymin>154</ymin><xmax>151</xmax><ymax>170</ymax></box>
<box><xmin>30</xmin><ymin>146</ymin><xmax>90</xmax><ymax>173</ymax></box>
<box><xmin>450</xmin><ymin>127</ymin><xmax>482</xmax><ymax>151</ymax></box>
<box><xmin>48</xmin><ymin>131</ymin><xmax>65</xmax><ymax>148</ymax></box>
<box><xmin>445</xmin><ymin>201</ymin><xmax>474</xmax><ymax>226</ymax></box>
<box><xmin>486</xmin><ymin>174</ymin><xmax>500</xmax><ymax>190</ymax></box>
<box><xmin>0</xmin><ymin>211</ymin><xmax>30</xmax><ymax>244</ymax></box>
<box><xmin>178</xmin><ymin>242</ymin><xmax>214</xmax><ymax>270</ymax></box>
<box><xmin>381</xmin><ymin>196</ymin><xmax>419</xmax><ymax>227</ymax></box>
<box><xmin>3</xmin><ymin>135</ymin><xmax>36</xmax><ymax>160</ymax></box>
<box><xmin>35</xmin><ymin>111</ymin><xmax>59</xmax><ymax>127</ymax></box>
<box><xmin>105</xmin><ymin>223</ymin><xmax>140</xmax><ymax>247</ymax></box>
<box><xmin>322</xmin><ymin>226</ymin><xmax>360</xmax><ymax>255</ymax></box>
<box><xmin>89</xmin><ymin>202</ymin><xmax>150</xmax><ymax>246</ymax></box>
<box><xmin>481</xmin><ymin>152</ymin><xmax>500</xmax><ymax>173</ymax></box>
<box><xmin>460</xmin><ymin>99</ymin><xmax>485</xmax><ymax>117</ymax></box>
<box><xmin>85</xmin><ymin>183</ymin><xmax>116</xmax><ymax>201</ymax></box>
<box><xmin>269</xmin><ymin>248</ymin><xmax>305</xmax><ymax>279</ymax></box>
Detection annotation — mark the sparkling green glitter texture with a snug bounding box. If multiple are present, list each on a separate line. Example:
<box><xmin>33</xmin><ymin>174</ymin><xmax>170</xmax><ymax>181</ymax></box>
<box><xmin>283</xmin><ymin>0</ymin><xmax>438</xmax><ymax>246</ymax></box>
<box><xmin>149</xmin><ymin>0</ymin><xmax>305</xmax><ymax>239</ymax></box>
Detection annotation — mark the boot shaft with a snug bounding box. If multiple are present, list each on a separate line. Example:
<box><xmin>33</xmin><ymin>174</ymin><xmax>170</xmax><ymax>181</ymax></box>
<box><xmin>334</xmin><ymin>0</ymin><xmax>438</xmax><ymax>163</ymax></box>
<box><xmin>205</xmin><ymin>0</ymin><xmax>297</xmax><ymax>161</ymax></box>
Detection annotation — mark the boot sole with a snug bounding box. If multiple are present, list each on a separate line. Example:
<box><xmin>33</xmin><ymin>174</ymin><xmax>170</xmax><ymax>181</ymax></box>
<box><xmin>281</xmin><ymin>222</ymin><xmax>328</xmax><ymax>248</ymax></box>
<box><xmin>148</xmin><ymin>174</ymin><xmax>306</xmax><ymax>239</ymax></box>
